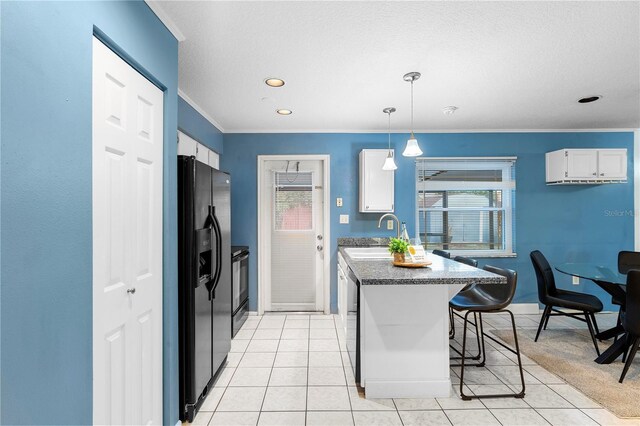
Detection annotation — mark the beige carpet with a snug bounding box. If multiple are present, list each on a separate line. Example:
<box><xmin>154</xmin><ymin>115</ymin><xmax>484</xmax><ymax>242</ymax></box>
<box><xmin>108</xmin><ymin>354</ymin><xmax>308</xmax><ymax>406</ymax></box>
<box><xmin>490</xmin><ymin>328</ymin><xmax>640</xmax><ymax>418</ymax></box>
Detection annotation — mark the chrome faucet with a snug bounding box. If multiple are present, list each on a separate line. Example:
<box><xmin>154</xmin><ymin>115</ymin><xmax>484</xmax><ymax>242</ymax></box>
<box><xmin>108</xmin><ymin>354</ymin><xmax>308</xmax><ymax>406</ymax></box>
<box><xmin>377</xmin><ymin>213</ymin><xmax>401</xmax><ymax>239</ymax></box>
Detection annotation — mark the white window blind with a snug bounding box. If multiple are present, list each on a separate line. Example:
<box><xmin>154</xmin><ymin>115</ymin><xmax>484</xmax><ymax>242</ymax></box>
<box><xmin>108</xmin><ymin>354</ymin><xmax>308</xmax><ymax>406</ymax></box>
<box><xmin>416</xmin><ymin>158</ymin><xmax>516</xmax><ymax>256</ymax></box>
<box><xmin>273</xmin><ymin>171</ymin><xmax>314</xmax><ymax>231</ymax></box>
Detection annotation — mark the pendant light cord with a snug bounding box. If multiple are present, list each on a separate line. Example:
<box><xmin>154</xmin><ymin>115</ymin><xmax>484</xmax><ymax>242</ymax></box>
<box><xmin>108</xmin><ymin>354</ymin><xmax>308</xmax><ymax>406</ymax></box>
<box><xmin>410</xmin><ymin>80</ymin><xmax>414</xmax><ymax>135</ymax></box>
<box><xmin>387</xmin><ymin>111</ymin><xmax>391</xmax><ymax>152</ymax></box>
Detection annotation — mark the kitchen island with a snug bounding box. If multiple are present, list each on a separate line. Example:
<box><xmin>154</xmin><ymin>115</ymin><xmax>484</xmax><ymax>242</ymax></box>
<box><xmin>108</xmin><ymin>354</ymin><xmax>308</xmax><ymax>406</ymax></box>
<box><xmin>337</xmin><ymin>241</ymin><xmax>506</xmax><ymax>399</ymax></box>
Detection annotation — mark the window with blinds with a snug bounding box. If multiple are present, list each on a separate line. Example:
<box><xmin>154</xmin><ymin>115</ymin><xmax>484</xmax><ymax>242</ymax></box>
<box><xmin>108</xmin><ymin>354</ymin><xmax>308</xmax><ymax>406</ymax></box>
<box><xmin>416</xmin><ymin>158</ymin><xmax>516</xmax><ymax>256</ymax></box>
<box><xmin>273</xmin><ymin>171</ymin><xmax>314</xmax><ymax>231</ymax></box>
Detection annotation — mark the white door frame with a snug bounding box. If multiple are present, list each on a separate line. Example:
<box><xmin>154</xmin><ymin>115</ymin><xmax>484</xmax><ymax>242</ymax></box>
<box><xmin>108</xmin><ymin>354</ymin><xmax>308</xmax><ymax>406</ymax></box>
<box><xmin>257</xmin><ymin>155</ymin><xmax>331</xmax><ymax>315</ymax></box>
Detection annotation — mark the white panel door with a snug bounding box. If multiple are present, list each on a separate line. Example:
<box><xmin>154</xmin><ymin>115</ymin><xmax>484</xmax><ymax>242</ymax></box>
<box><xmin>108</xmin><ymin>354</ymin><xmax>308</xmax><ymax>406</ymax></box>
<box><xmin>262</xmin><ymin>160</ymin><xmax>324</xmax><ymax>311</ymax></box>
<box><xmin>598</xmin><ymin>149</ymin><xmax>627</xmax><ymax>179</ymax></box>
<box><xmin>93</xmin><ymin>37</ymin><xmax>163</xmax><ymax>425</ymax></box>
<box><xmin>566</xmin><ymin>150</ymin><xmax>598</xmax><ymax>178</ymax></box>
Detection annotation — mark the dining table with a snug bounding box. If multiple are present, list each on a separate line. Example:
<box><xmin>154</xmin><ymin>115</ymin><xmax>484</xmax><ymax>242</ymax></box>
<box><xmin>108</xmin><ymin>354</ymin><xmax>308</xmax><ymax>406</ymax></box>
<box><xmin>556</xmin><ymin>262</ymin><xmax>628</xmax><ymax>364</ymax></box>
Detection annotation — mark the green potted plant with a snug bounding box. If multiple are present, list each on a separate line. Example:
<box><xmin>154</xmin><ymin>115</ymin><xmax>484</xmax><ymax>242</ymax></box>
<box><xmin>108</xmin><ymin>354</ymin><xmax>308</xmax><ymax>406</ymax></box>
<box><xmin>388</xmin><ymin>238</ymin><xmax>409</xmax><ymax>263</ymax></box>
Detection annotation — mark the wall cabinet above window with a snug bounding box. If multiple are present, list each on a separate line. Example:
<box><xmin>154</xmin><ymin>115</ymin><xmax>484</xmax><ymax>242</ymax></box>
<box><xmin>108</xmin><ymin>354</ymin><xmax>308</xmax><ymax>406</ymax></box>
<box><xmin>359</xmin><ymin>149</ymin><xmax>394</xmax><ymax>213</ymax></box>
<box><xmin>545</xmin><ymin>149</ymin><xmax>627</xmax><ymax>184</ymax></box>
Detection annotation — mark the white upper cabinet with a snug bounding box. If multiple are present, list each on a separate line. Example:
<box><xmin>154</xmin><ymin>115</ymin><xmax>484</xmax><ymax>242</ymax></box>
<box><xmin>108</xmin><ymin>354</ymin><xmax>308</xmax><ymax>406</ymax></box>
<box><xmin>546</xmin><ymin>148</ymin><xmax>627</xmax><ymax>184</ymax></box>
<box><xmin>359</xmin><ymin>149</ymin><xmax>394</xmax><ymax>212</ymax></box>
<box><xmin>178</xmin><ymin>131</ymin><xmax>220</xmax><ymax>169</ymax></box>
<box><xmin>177</xmin><ymin>131</ymin><xmax>198</xmax><ymax>157</ymax></box>
<box><xmin>208</xmin><ymin>150</ymin><xmax>220</xmax><ymax>169</ymax></box>
<box><xmin>566</xmin><ymin>150</ymin><xmax>598</xmax><ymax>178</ymax></box>
<box><xmin>597</xmin><ymin>149</ymin><xmax>627</xmax><ymax>179</ymax></box>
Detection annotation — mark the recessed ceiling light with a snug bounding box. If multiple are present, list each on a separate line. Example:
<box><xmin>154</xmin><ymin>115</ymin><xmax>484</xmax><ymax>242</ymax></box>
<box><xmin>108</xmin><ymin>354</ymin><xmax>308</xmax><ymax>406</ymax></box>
<box><xmin>578</xmin><ymin>95</ymin><xmax>602</xmax><ymax>104</ymax></box>
<box><xmin>265</xmin><ymin>78</ymin><xmax>285</xmax><ymax>87</ymax></box>
<box><xmin>276</xmin><ymin>109</ymin><xmax>292</xmax><ymax>115</ymax></box>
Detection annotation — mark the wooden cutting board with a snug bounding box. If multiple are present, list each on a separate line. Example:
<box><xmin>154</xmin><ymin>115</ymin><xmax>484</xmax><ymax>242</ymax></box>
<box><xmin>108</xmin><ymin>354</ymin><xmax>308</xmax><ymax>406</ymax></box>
<box><xmin>392</xmin><ymin>260</ymin><xmax>432</xmax><ymax>268</ymax></box>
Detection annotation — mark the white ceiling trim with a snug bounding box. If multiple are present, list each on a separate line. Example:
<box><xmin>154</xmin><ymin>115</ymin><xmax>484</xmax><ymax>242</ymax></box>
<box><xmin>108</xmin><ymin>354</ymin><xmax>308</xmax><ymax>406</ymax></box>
<box><xmin>144</xmin><ymin>0</ymin><xmax>186</xmax><ymax>42</ymax></box>
<box><xmin>178</xmin><ymin>89</ymin><xmax>226</xmax><ymax>133</ymax></box>
<box><xmin>224</xmin><ymin>128</ymin><xmax>638</xmax><ymax>134</ymax></box>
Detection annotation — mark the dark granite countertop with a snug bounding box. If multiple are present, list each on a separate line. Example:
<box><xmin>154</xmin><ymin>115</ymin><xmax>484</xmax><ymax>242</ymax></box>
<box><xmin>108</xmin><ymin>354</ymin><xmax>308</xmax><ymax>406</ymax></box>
<box><xmin>337</xmin><ymin>240</ymin><xmax>506</xmax><ymax>286</ymax></box>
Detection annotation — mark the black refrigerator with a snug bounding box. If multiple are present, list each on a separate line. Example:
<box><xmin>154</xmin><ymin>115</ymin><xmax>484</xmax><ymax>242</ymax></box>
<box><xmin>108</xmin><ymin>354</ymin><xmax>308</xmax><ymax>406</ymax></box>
<box><xmin>178</xmin><ymin>156</ymin><xmax>231</xmax><ymax>422</ymax></box>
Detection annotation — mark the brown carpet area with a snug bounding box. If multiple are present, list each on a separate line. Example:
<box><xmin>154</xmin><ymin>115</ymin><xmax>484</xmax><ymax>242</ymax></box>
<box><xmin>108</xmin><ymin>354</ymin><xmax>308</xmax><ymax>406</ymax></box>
<box><xmin>490</xmin><ymin>328</ymin><xmax>640</xmax><ymax>418</ymax></box>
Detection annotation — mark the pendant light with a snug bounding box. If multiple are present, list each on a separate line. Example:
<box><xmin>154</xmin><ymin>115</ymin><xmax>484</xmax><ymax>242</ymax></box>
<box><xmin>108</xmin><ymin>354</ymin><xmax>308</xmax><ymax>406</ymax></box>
<box><xmin>382</xmin><ymin>107</ymin><xmax>397</xmax><ymax>170</ymax></box>
<box><xmin>402</xmin><ymin>71</ymin><xmax>423</xmax><ymax>157</ymax></box>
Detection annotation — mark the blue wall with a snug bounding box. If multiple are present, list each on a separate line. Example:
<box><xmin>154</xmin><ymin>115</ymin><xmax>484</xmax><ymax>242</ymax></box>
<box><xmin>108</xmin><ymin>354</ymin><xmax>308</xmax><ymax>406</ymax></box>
<box><xmin>178</xmin><ymin>96</ymin><xmax>224</xmax><ymax>154</ymax></box>
<box><xmin>222</xmin><ymin>132</ymin><xmax>635</xmax><ymax>313</ymax></box>
<box><xmin>1</xmin><ymin>2</ymin><xmax>179</xmax><ymax>424</ymax></box>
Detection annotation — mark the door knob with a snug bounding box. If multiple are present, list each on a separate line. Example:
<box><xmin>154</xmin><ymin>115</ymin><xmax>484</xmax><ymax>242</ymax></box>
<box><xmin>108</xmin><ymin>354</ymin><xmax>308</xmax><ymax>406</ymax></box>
<box><xmin>317</xmin><ymin>245</ymin><xmax>323</xmax><ymax>251</ymax></box>
<box><xmin>317</xmin><ymin>235</ymin><xmax>323</xmax><ymax>241</ymax></box>
<box><xmin>127</xmin><ymin>288</ymin><xmax>136</xmax><ymax>294</ymax></box>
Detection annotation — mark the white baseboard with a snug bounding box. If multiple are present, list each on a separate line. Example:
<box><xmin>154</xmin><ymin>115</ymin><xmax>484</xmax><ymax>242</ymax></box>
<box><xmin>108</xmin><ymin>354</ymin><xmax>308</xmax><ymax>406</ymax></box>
<box><xmin>509</xmin><ymin>303</ymin><xmax>540</xmax><ymax>314</ymax></box>
<box><xmin>175</xmin><ymin>420</ymin><xmax>181</xmax><ymax>426</ymax></box>
<box><xmin>248</xmin><ymin>311</ymin><xmax>259</xmax><ymax>316</ymax></box>
<box><xmin>363</xmin><ymin>379</ymin><xmax>452</xmax><ymax>399</ymax></box>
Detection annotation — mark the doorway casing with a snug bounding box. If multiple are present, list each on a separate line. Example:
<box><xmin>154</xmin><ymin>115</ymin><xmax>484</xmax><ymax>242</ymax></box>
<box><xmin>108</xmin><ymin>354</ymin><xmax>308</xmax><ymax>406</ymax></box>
<box><xmin>257</xmin><ymin>155</ymin><xmax>331</xmax><ymax>315</ymax></box>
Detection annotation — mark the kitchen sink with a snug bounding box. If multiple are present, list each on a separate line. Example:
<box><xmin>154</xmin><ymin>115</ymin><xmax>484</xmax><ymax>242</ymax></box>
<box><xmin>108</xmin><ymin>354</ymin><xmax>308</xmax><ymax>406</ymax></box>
<box><xmin>344</xmin><ymin>247</ymin><xmax>392</xmax><ymax>259</ymax></box>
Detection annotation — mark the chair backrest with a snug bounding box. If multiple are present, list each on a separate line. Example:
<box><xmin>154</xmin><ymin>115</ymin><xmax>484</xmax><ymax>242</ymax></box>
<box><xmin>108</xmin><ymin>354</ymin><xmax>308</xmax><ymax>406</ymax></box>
<box><xmin>480</xmin><ymin>265</ymin><xmax>518</xmax><ymax>309</ymax></box>
<box><xmin>618</xmin><ymin>251</ymin><xmax>640</xmax><ymax>274</ymax></box>
<box><xmin>453</xmin><ymin>255</ymin><xmax>478</xmax><ymax>268</ymax></box>
<box><xmin>529</xmin><ymin>250</ymin><xmax>557</xmax><ymax>304</ymax></box>
<box><xmin>625</xmin><ymin>270</ymin><xmax>640</xmax><ymax>336</ymax></box>
<box><xmin>432</xmin><ymin>249</ymin><xmax>451</xmax><ymax>259</ymax></box>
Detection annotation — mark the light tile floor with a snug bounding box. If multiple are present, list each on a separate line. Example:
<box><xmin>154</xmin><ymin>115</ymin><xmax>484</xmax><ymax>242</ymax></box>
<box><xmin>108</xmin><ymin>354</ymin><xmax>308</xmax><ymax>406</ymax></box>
<box><xmin>189</xmin><ymin>313</ymin><xmax>640</xmax><ymax>426</ymax></box>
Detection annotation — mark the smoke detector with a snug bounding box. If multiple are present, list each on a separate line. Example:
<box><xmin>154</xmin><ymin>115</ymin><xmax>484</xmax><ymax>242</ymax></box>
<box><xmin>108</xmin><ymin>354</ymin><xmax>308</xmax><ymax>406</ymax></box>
<box><xmin>443</xmin><ymin>106</ymin><xmax>458</xmax><ymax>115</ymax></box>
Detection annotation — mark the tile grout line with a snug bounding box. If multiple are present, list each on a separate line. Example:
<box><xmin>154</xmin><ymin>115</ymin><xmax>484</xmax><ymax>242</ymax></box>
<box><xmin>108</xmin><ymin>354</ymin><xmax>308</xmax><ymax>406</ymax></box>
<box><xmin>334</xmin><ymin>314</ymin><xmax>358</xmax><ymax>426</ymax></box>
<box><xmin>256</xmin><ymin>314</ymin><xmax>280</xmax><ymax>425</ymax></box>
<box><xmin>206</xmin><ymin>315</ymin><xmax>262</xmax><ymax>425</ymax></box>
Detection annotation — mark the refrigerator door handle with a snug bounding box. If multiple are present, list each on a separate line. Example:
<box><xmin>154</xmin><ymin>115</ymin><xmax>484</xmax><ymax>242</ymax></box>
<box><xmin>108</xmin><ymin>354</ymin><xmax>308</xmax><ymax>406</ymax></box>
<box><xmin>210</xmin><ymin>210</ymin><xmax>223</xmax><ymax>299</ymax></box>
<box><xmin>203</xmin><ymin>206</ymin><xmax>218</xmax><ymax>299</ymax></box>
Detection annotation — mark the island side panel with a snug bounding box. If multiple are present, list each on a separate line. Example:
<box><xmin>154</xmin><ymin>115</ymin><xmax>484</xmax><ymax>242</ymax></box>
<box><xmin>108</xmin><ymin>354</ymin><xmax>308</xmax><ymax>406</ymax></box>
<box><xmin>360</xmin><ymin>284</ymin><xmax>463</xmax><ymax>398</ymax></box>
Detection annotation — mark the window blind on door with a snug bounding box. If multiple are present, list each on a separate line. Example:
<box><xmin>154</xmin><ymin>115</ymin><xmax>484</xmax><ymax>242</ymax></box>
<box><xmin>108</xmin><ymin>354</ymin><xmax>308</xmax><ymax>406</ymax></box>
<box><xmin>274</xmin><ymin>171</ymin><xmax>314</xmax><ymax>231</ymax></box>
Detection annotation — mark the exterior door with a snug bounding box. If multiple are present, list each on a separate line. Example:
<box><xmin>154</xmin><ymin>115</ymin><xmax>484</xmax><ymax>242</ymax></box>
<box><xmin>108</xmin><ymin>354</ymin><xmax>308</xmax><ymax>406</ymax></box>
<box><xmin>261</xmin><ymin>160</ymin><xmax>324</xmax><ymax>311</ymax></box>
<box><xmin>92</xmin><ymin>37</ymin><xmax>163</xmax><ymax>425</ymax></box>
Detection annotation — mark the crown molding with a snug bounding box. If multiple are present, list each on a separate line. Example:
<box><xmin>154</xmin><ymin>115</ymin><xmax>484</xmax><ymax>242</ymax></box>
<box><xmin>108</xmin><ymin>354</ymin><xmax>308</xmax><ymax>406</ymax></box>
<box><xmin>223</xmin><ymin>128</ymin><xmax>638</xmax><ymax>134</ymax></box>
<box><xmin>145</xmin><ymin>0</ymin><xmax>186</xmax><ymax>42</ymax></box>
<box><xmin>178</xmin><ymin>89</ymin><xmax>226</xmax><ymax>133</ymax></box>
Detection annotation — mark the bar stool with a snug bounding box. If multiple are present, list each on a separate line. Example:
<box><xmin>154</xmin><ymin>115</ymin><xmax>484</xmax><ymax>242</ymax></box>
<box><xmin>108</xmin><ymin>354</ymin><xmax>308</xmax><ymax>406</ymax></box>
<box><xmin>432</xmin><ymin>249</ymin><xmax>451</xmax><ymax>259</ymax></box>
<box><xmin>450</xmin><ymin>265</ymin><xmax>526</xmax><ymax>400</ymax></box>
<box><xmin>449</xmin><ymin>256</ymin><xmax>481</xmax><ymax>361</ymax></box>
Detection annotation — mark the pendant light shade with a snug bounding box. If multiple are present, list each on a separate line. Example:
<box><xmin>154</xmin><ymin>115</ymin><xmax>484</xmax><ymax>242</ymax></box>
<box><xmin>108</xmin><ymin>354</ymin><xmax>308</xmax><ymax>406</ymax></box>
<box><xmin>382</xmin><ymin>154</ymin><xmax>397</xmax><ymax>171</ymax></box>
<box><xmin>382</xmin><ymin>107</ymin><xmax>397</xmax><ymax>171</ymax></box>
<box><xmin>403</xmin><ymin>72</ymin><xmax>423</xmax><ymax>157</ymax></box>
<box><xmin>403</xmin><ymin>133</ymin><xmax>423</xmax><ymax>157</ymax></box>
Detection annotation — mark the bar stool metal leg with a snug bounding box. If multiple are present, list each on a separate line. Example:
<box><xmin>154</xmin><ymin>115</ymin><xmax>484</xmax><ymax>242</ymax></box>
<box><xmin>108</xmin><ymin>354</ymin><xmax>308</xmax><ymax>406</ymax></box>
<box><xmin>459</xmin><ymin>310</ymin><xmax>525</xmax><ymax>400</ymax></box>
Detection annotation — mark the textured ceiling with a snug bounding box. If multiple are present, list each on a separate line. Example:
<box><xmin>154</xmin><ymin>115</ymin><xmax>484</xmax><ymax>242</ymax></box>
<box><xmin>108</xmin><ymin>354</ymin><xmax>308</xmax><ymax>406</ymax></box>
<box><xmin>154</xmin><ymin>1</ymin><xmax>640</xmax><ymax>132</ymax></box>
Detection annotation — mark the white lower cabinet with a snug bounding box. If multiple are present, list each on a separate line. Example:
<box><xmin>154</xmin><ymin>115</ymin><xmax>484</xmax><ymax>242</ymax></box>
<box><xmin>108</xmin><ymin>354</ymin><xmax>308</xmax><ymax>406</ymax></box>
<box><xmin>337</xmin><ymin>253</ymin><xmax>348</xmax><ymax>332</ymax></box>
